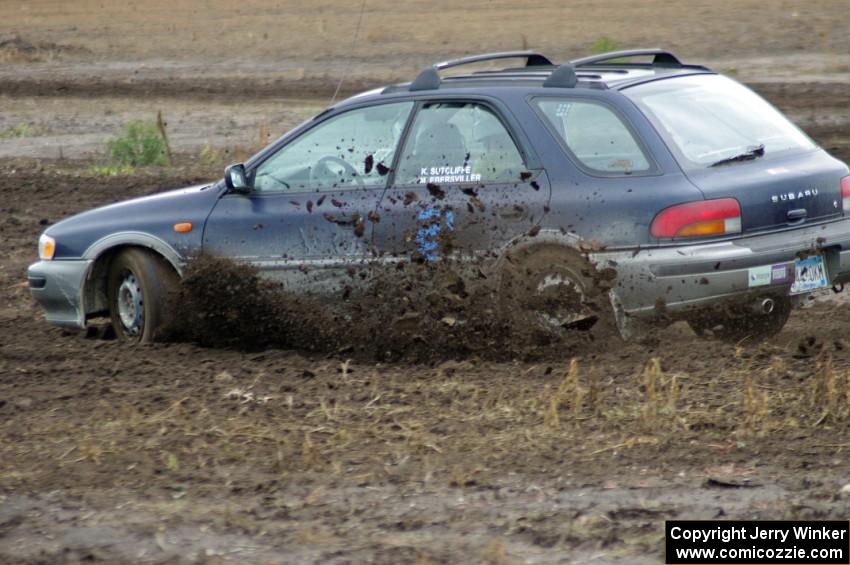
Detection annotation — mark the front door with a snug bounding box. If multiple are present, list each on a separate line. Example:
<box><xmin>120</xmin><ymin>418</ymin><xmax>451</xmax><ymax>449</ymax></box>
<box><xmin>203</xmin><ymin>101</ymin><xmax>413</xmax><ymax>294</ymax></box>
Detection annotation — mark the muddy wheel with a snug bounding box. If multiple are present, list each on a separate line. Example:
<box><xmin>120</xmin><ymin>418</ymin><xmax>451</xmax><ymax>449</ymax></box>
<box><xmin>499</xmin><ymin>246</ymin><xmax>612</xmax><ymax>337</ymax></box>
<box><xmin>107</xmin><ymin>248</ymin><xmax>179</xmax><ymax>343</ymax></box>
<box><xmin>687</xmin><ymin>297</ymin><xmax>791</xmax><ymax>343</ymax></box>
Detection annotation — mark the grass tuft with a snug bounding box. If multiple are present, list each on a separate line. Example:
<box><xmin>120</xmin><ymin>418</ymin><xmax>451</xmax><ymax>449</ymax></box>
<box><xmin>640</xmin><ymin>358</ymin><xmax>681</xmax><ymax>429</ymax></box>
<box><xmin>543</xmin><ymin>358</ymin><xmax>584</xmax><ymax>430</ymax></box>
<box><xmin>87</xmin><ymin>164</ymin><xmax>136</xmax><ymax>177</ymax></box>
<box><xmin>0</xmin><ymin>123</ymin><xmax>43</xmax><ymax>138</ymax></box>
<box><xmin>810</xmin><ymin>351</ymin><xmax>850</xmax><ymax>421</ymax></box>
<box><xmin>741</xmin><ymin>370</ymin><xmax>770</xmax><ymax>433</ymax></box>
<box><xmin>106</xmin><ymin>120</ymin><xmax>170</xmax><ymax>167</ymax></box>
<box><xmin>590</xmin><ymin>36</ymin><xmax>620</xmax><ymax>54</ymax></box>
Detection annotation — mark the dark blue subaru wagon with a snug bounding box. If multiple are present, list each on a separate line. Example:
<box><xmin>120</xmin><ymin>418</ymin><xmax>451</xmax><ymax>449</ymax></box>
<box><xmin>28</xmin><ymin>49</ymin><xmax>850</xmax><ymax>342</ymax></box>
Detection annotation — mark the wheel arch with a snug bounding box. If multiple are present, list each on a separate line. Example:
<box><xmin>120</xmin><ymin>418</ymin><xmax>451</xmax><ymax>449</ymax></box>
<box><xmin>493</xmin><ymin>229</ymin><xmax>633</xmax><ymax>338</ymax></box>
<box><xmin>81</xmin><ymin>233</ymin><xmax>183</xmax><ymax>320</ymax></box>
<box><xmin>493</xmin><ymin>229</ymin><xmax>588</xmax><ymax>284</ymax></box>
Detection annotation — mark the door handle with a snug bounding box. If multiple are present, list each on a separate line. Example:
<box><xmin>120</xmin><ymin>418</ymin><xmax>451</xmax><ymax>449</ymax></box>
<box><xmin>498</xmin><ymin>206</ymin><xmax>526</xmax><ymax>219</ymax></box>
<box><xmin>787</xmin><ymin>208</ymin><xmax>807</xmax><ymax>222</ymax></box>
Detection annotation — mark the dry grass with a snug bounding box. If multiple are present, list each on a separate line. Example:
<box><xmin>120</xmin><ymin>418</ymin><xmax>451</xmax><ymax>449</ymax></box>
<box><xmin>639</xmin><ymin>358</ymin><xmax>682</xmax><ymax>430</ymax></box>
<box><xmin>3</xmin><ymin>327</ymin><xmax>850</xmax><ymax>563</ymax></box>
<box><xmin>4</xmin><ymin>0</ymin><xmax>849</xmax><ymax>69</ymax></box>
<box><xmin>4</xmin><ymin>337</ymin><xmax>850</xmax><ymax>498</ymax></box>
<box><xmin>810</xmin><ymin>351</ymin><xmax>850</xmax><ymax>421</ymax></box>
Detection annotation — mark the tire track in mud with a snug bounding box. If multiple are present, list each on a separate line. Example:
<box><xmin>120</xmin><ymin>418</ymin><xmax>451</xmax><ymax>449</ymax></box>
<box><xmin>0</xmin><ymin>76</ymin><xmax>378</xmax><ymax>101</ymax></box>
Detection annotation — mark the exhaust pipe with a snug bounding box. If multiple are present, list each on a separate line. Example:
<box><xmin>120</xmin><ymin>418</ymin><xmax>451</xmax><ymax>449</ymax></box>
<box><xmin>754</xmin><ymin>298</ymin><xmax>775</xmax><ymax>315</ymax></box>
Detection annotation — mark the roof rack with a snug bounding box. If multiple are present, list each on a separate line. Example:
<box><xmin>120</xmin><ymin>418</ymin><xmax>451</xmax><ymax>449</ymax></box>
<box><xmin>434</xmin><ymin>50</ymin><xmax>553</xmax><ymax>71</ymax></box>
<box><xmin>570</xmin><ymin>48</ymin><xmax>682</xmax><ymax>68</ymax></box>
<box><xmin>410</xmin><ymin>50</ymin><xmax>553</xmax><ymax>92</ymax></box>
<box><xmin>400</xmin><ymin>48</ymin><xmax>701</xmax><ymax>93</ymax></box>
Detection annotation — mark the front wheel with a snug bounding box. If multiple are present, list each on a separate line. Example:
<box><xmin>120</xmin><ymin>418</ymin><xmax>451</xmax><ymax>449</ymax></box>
<box><xmin>107</xmin><ymin>249</ymin><xmax>179</xmax><ymax>342</ymax></box>
<box><xmin>687</xmin><ymin>296</ymin><xmax>791</xmax><ymax>343</ymax></box>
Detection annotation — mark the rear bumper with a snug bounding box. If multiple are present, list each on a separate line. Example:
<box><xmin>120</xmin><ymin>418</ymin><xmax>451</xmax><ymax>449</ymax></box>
<box><xmin>27</xmin><ymin>259</ymin><xmax>92</xmax><ymax>328</ymax></box>
<box><xmin>593</xmin><ymin>218</ymin><xmax>850</xmax><ymax>320</ymax></box>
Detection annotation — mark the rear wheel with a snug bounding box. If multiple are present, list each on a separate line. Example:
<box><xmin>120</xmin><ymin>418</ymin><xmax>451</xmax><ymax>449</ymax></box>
<box><xmin>687</xmin><ymin>296</ymin><xmax>791</xmax><ymax>343</ymax></box>
<box><xmin>107</xmin><ymin>249</ymin><xmax>179</xmax><ymax>343</ymax></box>
<box><xmin>499</xmin><ymin>247</ymin><xmax>613</xmax><ymax>338</ymax></box>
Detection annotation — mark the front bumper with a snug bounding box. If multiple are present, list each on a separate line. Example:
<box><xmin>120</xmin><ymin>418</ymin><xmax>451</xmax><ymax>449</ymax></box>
<box><xmin>27</xmin><ymin>259</ymin><xmax>92</xmax><ymax>328</ymax></box>
<box><xmin>593</xmin><ymin>218</ymin><xmax>850</xmax><ymax>320</ymax></box>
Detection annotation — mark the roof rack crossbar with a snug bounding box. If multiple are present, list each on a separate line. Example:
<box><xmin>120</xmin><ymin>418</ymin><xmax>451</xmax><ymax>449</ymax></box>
<box><xmin>410</xmin><ymin>51</ymin><xmax>553</xmax><ymax>92</ymax></box>
<box><xmin>570</xmin><ymin>48</ymin><xmax>682</xmax><ymax>68</ymax></box>
<box><xmin>434</xmin><ymin>50</ymin><xmax>553</xmax><ymax>71</ymax></box>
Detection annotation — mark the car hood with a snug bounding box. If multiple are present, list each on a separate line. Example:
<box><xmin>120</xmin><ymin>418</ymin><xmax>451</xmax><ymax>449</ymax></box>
<box><xmin>46</xmin><ymin>182</ymin><xmax>222</xmax><ymax>259</ymax></box>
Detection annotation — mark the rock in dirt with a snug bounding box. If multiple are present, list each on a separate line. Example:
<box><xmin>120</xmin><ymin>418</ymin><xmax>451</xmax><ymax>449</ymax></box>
<box><xmin>214</xmin><ymin>371</ymin><xmax>234</xmax><ymax>383</ymax></box>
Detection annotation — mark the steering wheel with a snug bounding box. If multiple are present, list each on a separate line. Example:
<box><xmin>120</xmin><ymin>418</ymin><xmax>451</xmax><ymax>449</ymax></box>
<box><xmin>310</xmin><ymin>155</ymin><xmax>364</xmax><ymax>188</ymax></box>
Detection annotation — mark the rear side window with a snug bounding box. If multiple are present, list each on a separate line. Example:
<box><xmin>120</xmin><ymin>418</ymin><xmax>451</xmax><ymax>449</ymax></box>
<box><xmin>394</xmin><ymin>102</ymin><xmax>525</xmax><ymax>186</ymax></box>
<box><xmin>535</xmin><ymin>99</ymin><xmax>650</xmax><ymax>175</ymax></box>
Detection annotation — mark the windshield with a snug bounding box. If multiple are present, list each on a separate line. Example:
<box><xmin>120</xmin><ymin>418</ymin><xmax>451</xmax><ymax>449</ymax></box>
<box><xmin>624</xmin><ymin>74</ymin><xmax>815</xmax><ymax>170</ymax></box>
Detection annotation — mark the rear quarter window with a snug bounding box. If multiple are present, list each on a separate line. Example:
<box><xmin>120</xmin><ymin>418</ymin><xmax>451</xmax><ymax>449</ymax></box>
<box><xmin>534</xmin><ymin>98</ymin><xmax>651</xmax><ymax>175</ymax></box>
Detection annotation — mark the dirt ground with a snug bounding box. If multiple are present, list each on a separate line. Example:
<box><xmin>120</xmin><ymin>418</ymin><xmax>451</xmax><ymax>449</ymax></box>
<box><xmin>3</xmin><ymin>1</ymin><xmax>850</xmax><ymax>563</ymax></box>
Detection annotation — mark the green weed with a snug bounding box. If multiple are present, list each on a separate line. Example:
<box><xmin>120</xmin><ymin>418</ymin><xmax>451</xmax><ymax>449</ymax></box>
<box><xmin>107</xmin><ymin>121</ymin><xmax>169</xmax><ymax>167</ymax></box>
<box><xmin>590</xmin><ymin>36</ymin><xmax>620</xmax><ymax>54</ymax></box>
<box><xmin>0</xmin><ymin>123</ymin><xmax>43</xmax><ymax>138</ymax></box>
<box><xmin>87</xmin><ymin>164</ymin><xmax>136</xmax><ymax>177</ymax></box>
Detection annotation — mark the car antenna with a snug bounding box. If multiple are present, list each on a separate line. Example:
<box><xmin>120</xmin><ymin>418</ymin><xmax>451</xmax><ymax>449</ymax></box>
<box><xmin>329</xmin><ymin>0</ymin><xmax>368</xmax><ymax>106</ymax></box>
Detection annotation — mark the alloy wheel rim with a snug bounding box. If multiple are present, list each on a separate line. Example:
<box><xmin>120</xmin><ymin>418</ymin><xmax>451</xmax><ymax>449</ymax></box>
<box><xmin>117</xmin><ymin>273</ymin><xmax>144</xmax><ymax>336</ymax></box>
<box><xmin>533</xmin><ymin>273</ymin><xmax>595</xmax><ymax>330</ymax></box>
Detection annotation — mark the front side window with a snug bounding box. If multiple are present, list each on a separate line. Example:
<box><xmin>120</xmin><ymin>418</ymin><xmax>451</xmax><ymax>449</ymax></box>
<box><xmin>624</xmin><ymin>74</ymin><xmax>815</xmax><ymax>170</ymax></box>
<box><xmin>535</xmin><ymin>98</ymin><xmax>650</xmax><ymax>174</ymax></box>
<box><xmin>253</xmin><ymin>102</ymin><xmax>413</xmax><ymax>192</ymax></box>
<box><xmin>394</xmin><ymin>102</ymin><xmax>525</xmax><ymax>186</ymax></box>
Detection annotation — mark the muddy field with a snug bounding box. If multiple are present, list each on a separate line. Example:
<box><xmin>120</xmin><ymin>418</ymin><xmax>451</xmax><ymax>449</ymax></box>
<box><xmin>3</xmin><ymin>1</ymin><xmax>850</xmax><ymax>563</ymax></box>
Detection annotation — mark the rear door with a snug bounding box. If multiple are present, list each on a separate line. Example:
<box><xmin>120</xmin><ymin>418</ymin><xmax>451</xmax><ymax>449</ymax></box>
<box><xmin>372</xmin><ymin>99</ymin><xmax>549</xmax><ymax>264</ymax></box>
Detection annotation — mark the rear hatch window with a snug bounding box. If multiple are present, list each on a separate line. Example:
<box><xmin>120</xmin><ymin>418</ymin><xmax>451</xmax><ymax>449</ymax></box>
<box><xmin>625</xmin><ymin>75</ymin><xmax>844</xmax><ymax>233</ymax></box>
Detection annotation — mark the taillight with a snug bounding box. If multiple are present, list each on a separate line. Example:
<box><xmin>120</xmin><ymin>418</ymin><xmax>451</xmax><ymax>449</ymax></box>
<box><xmin>651</xmin><ymin>198</ymin><xmax>742</xmax><ymax>239</ymax></box>
<box><xmin>841</xmin><ymin>176</ymin><xmax>850</xmax><ymax>214</ymax></box>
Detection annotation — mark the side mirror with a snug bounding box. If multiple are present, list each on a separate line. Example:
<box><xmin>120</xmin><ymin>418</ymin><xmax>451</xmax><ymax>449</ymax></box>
<box><xmin>224</xmin><ymin>163</ymin><xmax>250</xmax><ymax>193</ymax></box>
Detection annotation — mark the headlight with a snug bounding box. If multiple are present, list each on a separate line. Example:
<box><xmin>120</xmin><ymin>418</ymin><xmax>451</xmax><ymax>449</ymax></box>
<box><xmin>38</xmin><ymin>234</ymin><xmax>56</xmax><ymax>261</ymax></box>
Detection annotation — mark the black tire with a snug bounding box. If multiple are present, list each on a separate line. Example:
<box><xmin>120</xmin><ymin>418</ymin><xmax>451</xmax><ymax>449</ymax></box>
<box><xmin>499</xmin><ymin>246</ymin><xmax>614</xmax><ymax>337</ymax></box>
<box><xmin>107</xmin><ymin>248</ymin><xmax>179</xmax><ymax>343</ymax></box>
<box><xmin>687</xmin><ymin>297</ymin><xmax>791</xmax><ymax>343</ymax></box>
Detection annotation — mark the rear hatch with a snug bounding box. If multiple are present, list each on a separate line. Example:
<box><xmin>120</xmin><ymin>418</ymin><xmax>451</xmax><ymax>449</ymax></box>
<box><xmin>685</xmin><ymin>150</ymin><xmax>846</xmax><ymax>234</ymax></box>
<box><xmin>623</xmin><ymin>73</ymin><xmax>849</xmax><ymax>234</ymax></box>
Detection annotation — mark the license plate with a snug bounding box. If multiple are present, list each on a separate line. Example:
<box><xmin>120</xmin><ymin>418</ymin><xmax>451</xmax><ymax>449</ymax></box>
<box><xmin>790</xmin><ymin>255</ymin><xmax>829</xmax><ymax>295</ymax></box>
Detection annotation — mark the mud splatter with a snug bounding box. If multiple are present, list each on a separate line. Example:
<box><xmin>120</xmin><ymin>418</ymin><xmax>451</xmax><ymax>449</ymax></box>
<box><xmin>403</xmin><ymin>191</ymin><xmax>418</xmax><ymax>206</ymax></box>
<box><xmin>426</xmin><ymin>183</ymin><xmax>446</xmax><ymax>200</ymax></box>
<box><xmin>167</xmin><ymin>254</ymin><xmax>613</xmax><ymax>361</ymax></box>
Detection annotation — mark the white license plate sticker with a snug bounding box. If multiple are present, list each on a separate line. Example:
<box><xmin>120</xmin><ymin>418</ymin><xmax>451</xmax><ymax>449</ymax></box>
<box><xmin>790</xmin><ymin>255</ymin><xmax>829</xmax><ymax>295</ymax></box>
<box><xmin>747</xmin><ymin>265</ymin><xmax>772</xmax><ymax>287</ymax></box>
